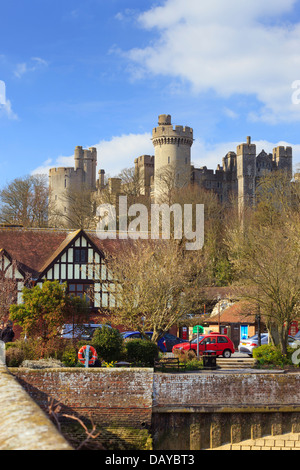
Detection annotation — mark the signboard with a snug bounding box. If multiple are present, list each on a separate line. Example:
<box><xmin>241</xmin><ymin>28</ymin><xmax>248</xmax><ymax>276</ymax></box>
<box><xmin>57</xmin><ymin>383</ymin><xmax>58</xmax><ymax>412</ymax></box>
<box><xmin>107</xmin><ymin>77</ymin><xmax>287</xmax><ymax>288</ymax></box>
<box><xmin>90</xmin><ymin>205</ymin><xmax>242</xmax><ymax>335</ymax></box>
<box><xmin>193</xmin><ymin>325</ymin><xmax>204</xmax><ymax>334</ymax></box>
<box><xmin>290</xmin><ymin>321</ymin><xmax>299</xmax><ymax>337</ymax></box>
<box><xmin>182</xmin><ymin>327</ymin><xmax>188</xmax><ymax>340</ymax></box>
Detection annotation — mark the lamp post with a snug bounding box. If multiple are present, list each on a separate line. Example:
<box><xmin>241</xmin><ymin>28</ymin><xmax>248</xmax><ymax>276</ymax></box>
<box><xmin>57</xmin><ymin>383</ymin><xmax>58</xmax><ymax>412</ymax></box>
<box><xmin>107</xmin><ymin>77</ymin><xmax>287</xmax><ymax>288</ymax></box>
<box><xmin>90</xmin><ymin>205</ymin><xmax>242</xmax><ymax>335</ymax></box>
<box><xmin>217</xmin><ymin>295</ymin><xmax>221</xmax><ymax>333</ymax></box>
<box><xmin>256</xmin><ymin>304</ymin><xmax>261</xmax><ymax>347</ymax></box>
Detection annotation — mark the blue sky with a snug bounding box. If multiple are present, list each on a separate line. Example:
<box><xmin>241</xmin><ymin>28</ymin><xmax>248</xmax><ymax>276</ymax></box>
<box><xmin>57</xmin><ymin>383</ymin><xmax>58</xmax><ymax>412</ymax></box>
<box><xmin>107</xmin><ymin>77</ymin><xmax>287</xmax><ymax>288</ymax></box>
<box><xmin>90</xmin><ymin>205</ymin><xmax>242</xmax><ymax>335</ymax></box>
<box><xmin>1</xmin><ymin>0</ymin><xmax>300</xmax><ymax>188</ymax></box>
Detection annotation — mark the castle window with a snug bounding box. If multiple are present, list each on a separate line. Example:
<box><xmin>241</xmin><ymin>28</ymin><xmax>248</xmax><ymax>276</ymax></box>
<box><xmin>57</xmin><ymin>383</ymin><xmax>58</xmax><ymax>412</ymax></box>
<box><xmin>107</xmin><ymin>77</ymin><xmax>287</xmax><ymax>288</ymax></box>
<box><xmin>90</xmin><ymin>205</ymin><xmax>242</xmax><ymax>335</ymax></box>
<box><xmin>168</xmin><ymin>156</ymin><xmax>170</xmax><ymax>164</ymax></box>
<box><xmin>64</xmin><ymin>179</ymin><xmax>67</xmax><ymax>188</ymax></box>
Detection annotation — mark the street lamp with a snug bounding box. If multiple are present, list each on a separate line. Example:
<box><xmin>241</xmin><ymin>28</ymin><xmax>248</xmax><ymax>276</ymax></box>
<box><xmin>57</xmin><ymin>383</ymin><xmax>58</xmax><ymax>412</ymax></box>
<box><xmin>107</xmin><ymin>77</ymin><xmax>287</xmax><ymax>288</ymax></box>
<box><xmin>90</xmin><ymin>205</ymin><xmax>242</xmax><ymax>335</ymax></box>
<box><xmin>256</xmin><ymin>304</ymin><xmax>261</xmax><ymax>347</ymax></box>
<box><xmin>217</xmin><ymin>295</ymin><xmax>221</xmax><ymax>333</ymax></box>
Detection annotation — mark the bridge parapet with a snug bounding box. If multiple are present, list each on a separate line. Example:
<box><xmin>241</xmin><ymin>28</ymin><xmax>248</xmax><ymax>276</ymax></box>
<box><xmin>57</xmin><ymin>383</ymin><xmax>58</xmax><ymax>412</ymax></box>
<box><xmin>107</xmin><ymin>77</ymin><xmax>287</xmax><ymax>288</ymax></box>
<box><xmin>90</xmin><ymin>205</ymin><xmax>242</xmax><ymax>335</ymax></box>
<box><xmin>0</xmin><ymin>364</ymin><xmax>71</xmax><ymax>450</ymax></box>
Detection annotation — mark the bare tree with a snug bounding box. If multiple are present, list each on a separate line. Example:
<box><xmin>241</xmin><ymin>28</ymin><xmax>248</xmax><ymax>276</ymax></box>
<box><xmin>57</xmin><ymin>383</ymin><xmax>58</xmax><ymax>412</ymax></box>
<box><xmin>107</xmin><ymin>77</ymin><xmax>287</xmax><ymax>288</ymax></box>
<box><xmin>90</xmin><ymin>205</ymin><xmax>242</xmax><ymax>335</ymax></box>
<box><xmin>0</xmin><ymin>253</ymin><xmax>31</xmax><ymax>323</ymax></box>
<box><xmin>0</xmin><ymin>174</ymin><xmax>48</xmax><ymax>227</ymax></box>
<box><xmin>117</xmin><ymin>167</ymin><xmax>144</xmax><ymax>199</ymax></box>
<box><xmin>226</xmin><ymin>198</ymin><xmax>300</xmax><ymax>354</ymax></box>
<box><xmin>101</xmin><ymin>239</ymin><xmax>207</xmax><ymax>344</ymax></box>
<box><xmin>49</xmin><ymin>184</ymin><xmax>96</xmax><ymax>229</ymax></box>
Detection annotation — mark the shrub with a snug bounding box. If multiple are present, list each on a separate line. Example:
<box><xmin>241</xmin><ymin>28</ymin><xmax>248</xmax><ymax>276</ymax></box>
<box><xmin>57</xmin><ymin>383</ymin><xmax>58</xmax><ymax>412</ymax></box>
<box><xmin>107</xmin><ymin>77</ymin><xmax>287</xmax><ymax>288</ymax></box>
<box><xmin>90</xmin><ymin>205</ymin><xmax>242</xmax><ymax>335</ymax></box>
<box><xmin>185</xmin><ymin>358</ymin><xmax>203</xmax><ymax>371</ymax></box>
<box><xmin>173</xmin><ymin>348</ymin><xmax>203</xmax><ymax>370</ymax></box>
<box><xmin>124</xmin><ymin>339</ymin><xmax>159</xmax><ymax>366</ymax></box>
<box><xmin>5</xmin><ymin>339</ymin><xmax>37</xmax><ymax>361</ymax></box>
<box><xmin>253</xmin><ymin>344</ymin><xmax>295</xmax><ymax>367</ymax></box>
<box><xmin>61</xmin><ymin>345</ymin><xmax>78</xmax><ymax>367</ymax></box>
<box><xmin>173</xmin><ymin>348</ymin><xmax>197</xmax><ymax>362</ymax></box>
<box><xmin>5</xmin><ymin>347</ymin><xmax>25</xmax><ymax>367</ymax></box>
<box><xmin>92</xmin><ymin>326</ymin><xmax>124</xmax><ymax>362</ymax></box>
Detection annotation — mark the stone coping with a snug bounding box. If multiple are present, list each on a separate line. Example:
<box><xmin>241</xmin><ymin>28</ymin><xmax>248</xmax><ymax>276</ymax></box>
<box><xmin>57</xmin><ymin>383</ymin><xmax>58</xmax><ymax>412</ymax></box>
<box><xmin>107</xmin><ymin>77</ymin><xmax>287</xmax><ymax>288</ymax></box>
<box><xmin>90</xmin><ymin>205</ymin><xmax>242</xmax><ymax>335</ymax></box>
<box><xmin>0</xmin><ymin>364</ymin><xmax>72</xmax><ymax>450</ymax></box>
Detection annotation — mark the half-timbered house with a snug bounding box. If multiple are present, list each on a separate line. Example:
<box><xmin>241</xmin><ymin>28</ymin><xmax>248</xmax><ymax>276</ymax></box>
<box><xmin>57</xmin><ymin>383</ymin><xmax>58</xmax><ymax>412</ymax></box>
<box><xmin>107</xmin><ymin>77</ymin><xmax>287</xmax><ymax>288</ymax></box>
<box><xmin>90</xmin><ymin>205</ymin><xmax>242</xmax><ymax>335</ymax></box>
<box><xmin>0</xmin><ymin>227</ymin><xmax>119</xmax><ymax>320</ymax></box>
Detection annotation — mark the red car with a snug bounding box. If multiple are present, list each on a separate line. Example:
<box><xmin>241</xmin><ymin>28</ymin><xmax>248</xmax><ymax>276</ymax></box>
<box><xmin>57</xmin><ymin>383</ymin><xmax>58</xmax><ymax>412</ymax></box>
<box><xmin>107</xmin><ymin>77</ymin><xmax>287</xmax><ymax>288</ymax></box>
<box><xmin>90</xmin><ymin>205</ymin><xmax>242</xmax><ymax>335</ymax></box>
<box><xmin>172</xmin><ymin>332</ymin><xmax>235</xmax><ymax>358</ymax></box>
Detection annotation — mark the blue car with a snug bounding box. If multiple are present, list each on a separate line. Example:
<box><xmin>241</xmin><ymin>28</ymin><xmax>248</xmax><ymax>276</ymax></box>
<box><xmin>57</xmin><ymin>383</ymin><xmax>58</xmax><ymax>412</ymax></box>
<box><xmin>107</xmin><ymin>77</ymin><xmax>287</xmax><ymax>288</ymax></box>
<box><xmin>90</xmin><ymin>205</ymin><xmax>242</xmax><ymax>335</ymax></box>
<box><xmin>121</xmin><ymin>331</ymin><xmax>167</xmax><ymax>353</ymax></box>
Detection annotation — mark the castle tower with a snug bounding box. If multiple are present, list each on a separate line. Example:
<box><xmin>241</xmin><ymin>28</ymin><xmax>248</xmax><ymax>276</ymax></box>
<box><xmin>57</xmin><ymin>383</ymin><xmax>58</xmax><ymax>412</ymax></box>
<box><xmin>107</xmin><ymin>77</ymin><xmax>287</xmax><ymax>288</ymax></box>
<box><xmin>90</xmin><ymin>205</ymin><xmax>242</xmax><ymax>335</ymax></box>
<box><xmin>272</xmin><ymin>146</ymin><xmax>293</xmax><ymax>180</ymax></box>
<box><xmin>152</xmin><ymin>114</ymin><xmax>193</xmax><ymax>202</ymax></box>
<box><xmin>236</xmin><ymin>136</ymin><xmax>256</xmax><ymax>213</ymax></box>
<box><xmin>134</xmin><ymin>155</ymin><xmax>154</xmax><ymax>197</ymax></box>
<box><xmin>49</xmin><ymin>146</ymin><xmax>98</xmax><ymax>227</ymax></box>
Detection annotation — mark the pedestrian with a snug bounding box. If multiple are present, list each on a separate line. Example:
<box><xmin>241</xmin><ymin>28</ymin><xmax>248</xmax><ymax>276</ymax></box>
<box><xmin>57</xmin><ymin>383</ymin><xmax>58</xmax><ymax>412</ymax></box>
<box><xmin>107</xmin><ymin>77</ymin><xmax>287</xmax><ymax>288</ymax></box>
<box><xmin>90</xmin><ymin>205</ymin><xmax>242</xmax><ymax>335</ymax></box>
<box><xmin>0</xmin><ymin>322</ymin><xmax>4</xmax><ymax>338</ymax></box>
<box><xmin>0</xmin><ymin>321</ymin><xmax>15</xmax><ymax>343</ymax></box>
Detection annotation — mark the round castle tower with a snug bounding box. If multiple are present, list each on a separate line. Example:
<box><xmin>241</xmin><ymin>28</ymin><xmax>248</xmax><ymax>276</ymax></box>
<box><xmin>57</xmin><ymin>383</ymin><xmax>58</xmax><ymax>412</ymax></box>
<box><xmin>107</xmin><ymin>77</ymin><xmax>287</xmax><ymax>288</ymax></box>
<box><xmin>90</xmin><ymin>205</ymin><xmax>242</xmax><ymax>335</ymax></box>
<box><xmin>152</xmin><ymin>114</ymin><xmax>193</xmax><ymax>202</ymax></box>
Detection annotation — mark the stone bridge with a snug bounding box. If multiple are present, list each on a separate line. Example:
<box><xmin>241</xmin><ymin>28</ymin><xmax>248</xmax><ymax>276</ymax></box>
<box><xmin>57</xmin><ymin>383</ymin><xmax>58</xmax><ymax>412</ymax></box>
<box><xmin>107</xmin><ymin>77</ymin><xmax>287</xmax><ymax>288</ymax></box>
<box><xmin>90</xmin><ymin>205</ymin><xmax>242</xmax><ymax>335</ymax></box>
<box><xmin>1</xmin><ymin>365</ymin><xmax>300</xmax><ymax>450</ymax></box>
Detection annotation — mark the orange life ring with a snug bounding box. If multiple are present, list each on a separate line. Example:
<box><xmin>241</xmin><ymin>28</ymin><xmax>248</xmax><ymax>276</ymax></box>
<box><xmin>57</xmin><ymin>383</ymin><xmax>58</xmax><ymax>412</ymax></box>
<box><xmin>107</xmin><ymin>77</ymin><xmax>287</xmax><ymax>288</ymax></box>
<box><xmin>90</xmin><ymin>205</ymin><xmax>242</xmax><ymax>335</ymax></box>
<box><xmin>78</xmin><ymin>345</ymin><xmax>98</xmax><ymax>365</ymax></box>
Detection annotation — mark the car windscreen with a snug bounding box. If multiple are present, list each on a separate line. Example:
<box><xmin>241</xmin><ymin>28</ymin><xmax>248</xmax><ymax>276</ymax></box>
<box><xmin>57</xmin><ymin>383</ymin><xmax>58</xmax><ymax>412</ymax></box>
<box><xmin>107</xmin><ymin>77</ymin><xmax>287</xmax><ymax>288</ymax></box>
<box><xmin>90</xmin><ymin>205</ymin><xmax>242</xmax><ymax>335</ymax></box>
<box><xmin>191</xmin><ymin>336</ymin><xmax>205</xmax><ymax>344</ymax></box>
<box><xmin>248</xmin><ymin>334</ymin><xmax>267</xmax><ymax>341</ymax></box>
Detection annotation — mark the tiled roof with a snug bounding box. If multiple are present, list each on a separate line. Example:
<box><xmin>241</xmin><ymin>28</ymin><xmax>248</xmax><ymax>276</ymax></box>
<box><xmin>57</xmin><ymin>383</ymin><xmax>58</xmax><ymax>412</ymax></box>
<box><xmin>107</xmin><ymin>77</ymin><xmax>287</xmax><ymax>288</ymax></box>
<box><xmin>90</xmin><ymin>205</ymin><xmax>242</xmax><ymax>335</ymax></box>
<box><xmin>208</xmin><ymin>301</ymin><xmax>256</xmax><ymax>324</ymax></box>
<box><xmin>0</xmin><ymin>228</ymin><xmax>69</xmax><ymax>276</ymax></box>
<box><xmin>0</xmin><ymin>227</ymin><xmax>135</xmax><ymax>277</ymax></box>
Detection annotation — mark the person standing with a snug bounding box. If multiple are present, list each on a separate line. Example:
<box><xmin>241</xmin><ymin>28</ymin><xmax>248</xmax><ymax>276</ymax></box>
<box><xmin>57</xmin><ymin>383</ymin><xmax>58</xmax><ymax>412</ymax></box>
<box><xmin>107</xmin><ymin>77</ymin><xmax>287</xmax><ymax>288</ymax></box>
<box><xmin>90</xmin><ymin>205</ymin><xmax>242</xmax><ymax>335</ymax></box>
<box><xmin>0</xmin><ymin>321</ymin><xmax>15</xmax><ymax>343</ymax></box>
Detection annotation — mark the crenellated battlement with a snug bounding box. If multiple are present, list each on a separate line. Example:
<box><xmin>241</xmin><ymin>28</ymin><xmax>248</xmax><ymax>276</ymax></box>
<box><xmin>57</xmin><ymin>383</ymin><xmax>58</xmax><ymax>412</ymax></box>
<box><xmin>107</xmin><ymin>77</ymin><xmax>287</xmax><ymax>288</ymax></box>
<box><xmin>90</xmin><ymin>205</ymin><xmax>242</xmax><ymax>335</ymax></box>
<box><xmin>49</xmin><ymin>167</ymin><xmax>74</xmax><ymax>175</ymax></box>
<box><xmin>152</xmin><ymin>114</ymin><xmax>193</xmax><ymax>147</ymax></box>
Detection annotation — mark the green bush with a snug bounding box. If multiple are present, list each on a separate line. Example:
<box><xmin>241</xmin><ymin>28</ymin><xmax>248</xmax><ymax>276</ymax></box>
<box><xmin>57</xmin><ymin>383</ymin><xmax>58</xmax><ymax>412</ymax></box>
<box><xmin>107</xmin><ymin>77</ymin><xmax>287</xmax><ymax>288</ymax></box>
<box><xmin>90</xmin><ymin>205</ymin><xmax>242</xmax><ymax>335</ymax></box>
<box><xmin>61</xmin><ymin>345</ymin><xmax>78</xmax><ymax>367</ymax></box>
<box><xmin>185</xmin><ymin>358</ymin><xmax>203</xmax><ymax>371</ymax></box>
<box><xmin>5</xmin><ymin>339</ymin><xmax>37</xmax><ymax>361</ymax></box>
<box><xmin>173</xmin><ymin>348</ymin><xmax>203</xmax><ymax>370</ymax></box>
<box><xmin>124</xmin><ymin>339</ymin><xmax>159</xmax><ymax>366</ymax></box>
<box><xmin>253</xmin><ymin>344</ymin><xmax>295</xmax><ymax>367</ymax></box>
<box><xmin>5</xmin><ymin>347</ymin><xmax>25</xmax><ymax>367</ymax></box>
<box><xmin>92</xmin><ymin>326</ymin><xmax>124</xmax><ymax>362</ymax></box>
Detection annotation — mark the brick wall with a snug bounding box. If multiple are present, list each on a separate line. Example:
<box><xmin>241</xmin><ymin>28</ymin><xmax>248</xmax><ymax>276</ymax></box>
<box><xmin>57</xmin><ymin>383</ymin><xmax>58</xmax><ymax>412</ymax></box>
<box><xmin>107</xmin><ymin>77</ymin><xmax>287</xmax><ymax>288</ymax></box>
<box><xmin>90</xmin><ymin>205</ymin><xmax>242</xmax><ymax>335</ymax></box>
<box><xmin>11</xmin><ymin>368</ymin><xmax>300</xmax><ymax>450</ymax></box>
<box><xmin>14</xmin><ymin>368</ymin><xmax>154</xmax><ymax>428</ymax></box>
<box><xmin>152</xmin><ymin>372</ymin><xmax>300</xmax><ymax>411</ymax></box>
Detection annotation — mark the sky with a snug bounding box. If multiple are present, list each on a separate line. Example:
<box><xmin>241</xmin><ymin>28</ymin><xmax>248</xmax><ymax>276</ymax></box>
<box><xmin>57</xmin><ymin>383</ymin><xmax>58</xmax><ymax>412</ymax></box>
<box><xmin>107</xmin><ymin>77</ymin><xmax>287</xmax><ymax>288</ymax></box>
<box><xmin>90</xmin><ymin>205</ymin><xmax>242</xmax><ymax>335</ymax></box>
<box><xmin>2</xmin><ymin>0</ymin><xmax>300</xmax><ymax>188</ymax></box>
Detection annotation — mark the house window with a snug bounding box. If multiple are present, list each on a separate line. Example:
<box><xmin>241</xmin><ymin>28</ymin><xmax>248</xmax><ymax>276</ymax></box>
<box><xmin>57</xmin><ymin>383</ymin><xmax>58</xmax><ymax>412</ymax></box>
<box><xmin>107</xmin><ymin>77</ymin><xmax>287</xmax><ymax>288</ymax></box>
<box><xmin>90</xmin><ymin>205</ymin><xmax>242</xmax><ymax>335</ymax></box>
<box><xmin>68</xmin><ymin>283</ymin><xmax>93</xmax><ymax>305</ymax></box>
<box><xmin>74</xmin><ymin>248</ymin><xmax>88</xmax><ymax>264</ymax></box>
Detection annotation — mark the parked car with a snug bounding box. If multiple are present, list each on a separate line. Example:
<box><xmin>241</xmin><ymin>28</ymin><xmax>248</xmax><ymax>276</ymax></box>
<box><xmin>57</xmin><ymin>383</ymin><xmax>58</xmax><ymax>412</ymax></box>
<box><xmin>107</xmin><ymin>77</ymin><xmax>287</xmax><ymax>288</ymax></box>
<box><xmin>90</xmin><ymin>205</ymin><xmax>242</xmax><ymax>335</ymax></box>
<box><xmin>172</xmin><ymin>332</ymin><xmax>235</xmax><ymax>358</ymax></box>
<box><xmin>163</xmin><ymin>333</ymin><xmax>187</xmax><ymax>352</ymax></box>
<box><xmin>61</xmin><ymin>323</ymin><xmax>111</xmax><ymax>340</ymax></box>
<box><xmin>121</xmin><ymin>331</ymin><xmax>167</xmax><ymax>353</ymax></box>
<box><xmin>238</xmin><ymin>333</ymin><xmax>296</xmax><ymax>356</ymax></box>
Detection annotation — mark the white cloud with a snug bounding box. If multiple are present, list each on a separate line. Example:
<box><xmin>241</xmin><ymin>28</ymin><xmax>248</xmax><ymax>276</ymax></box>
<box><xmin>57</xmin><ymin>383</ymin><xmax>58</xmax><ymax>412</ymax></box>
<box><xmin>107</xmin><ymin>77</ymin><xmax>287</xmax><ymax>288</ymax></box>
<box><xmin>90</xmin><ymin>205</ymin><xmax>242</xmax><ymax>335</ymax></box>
<box><xmin>31</xmin><ymin>133</ymin><xmax>153</xmax><ymax>178</ymax></box>
<box><xmin>31</xmin><ymin>156</ymin><xmax>73</xmax><ymax>178</ymax></box>
<box><xmin>124</xmin><ymin>0</ymin><xmax>300</xmax><ymax>122</ymax></box>
<box><xmin>14</xmin><ymin>57</ymin><xmax>48</xmax><ymax>78</ymax></box>
<box><xmin>0</xmin><ymin>81</ymin><xmax>18</xmax><ymax>120</ymax></box>
<box><xmin>0</xmin><ymin>99</ymin><xmax>18</xmax><ymax>120</ymax></box>
<box><xmin>93</xmin><ymin>133</ymin><xmax>153</xmax><ymax>175</ymax></box>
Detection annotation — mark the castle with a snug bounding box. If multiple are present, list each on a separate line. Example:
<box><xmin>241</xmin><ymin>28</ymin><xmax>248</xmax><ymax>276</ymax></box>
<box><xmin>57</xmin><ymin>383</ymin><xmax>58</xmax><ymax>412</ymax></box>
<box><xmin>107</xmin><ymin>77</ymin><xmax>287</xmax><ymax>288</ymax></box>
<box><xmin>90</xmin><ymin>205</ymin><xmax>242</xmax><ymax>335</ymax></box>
<box><xmin>49</xmin><ymin>114</ymin><xmax>293</xmax><ymax>226</ymax></box>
